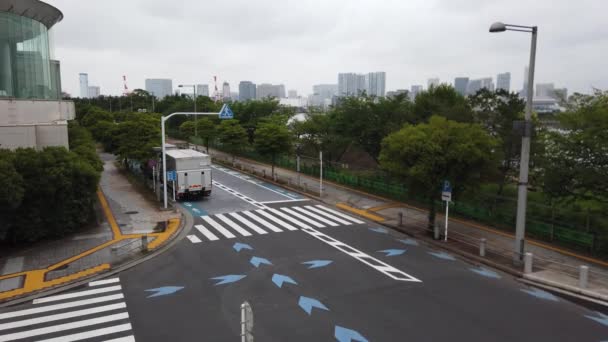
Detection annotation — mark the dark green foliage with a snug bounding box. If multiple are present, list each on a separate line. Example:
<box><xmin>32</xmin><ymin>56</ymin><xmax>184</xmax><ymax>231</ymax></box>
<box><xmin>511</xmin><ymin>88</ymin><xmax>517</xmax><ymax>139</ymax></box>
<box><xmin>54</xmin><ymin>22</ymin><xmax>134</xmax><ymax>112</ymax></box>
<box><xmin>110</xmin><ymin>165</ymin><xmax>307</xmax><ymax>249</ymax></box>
<box><xmin>254</xmin><ymin>119</ymin><xmax>292</xmax><ymax>176</ymax></box>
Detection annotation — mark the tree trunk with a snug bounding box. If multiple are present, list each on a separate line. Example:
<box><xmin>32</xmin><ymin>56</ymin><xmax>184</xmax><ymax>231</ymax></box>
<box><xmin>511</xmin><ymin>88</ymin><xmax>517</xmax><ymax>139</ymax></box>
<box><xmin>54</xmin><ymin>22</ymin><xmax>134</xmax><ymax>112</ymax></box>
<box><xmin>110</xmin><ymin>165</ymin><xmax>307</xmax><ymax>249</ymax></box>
<box><xmin>271</xmin><ymin>154</ymin><xmax>276</xmax><ymax>180</ymax></box>
<box><xmin>205</xmin><ymin>138</ymin><xmax>209</xmax><ymax>154</ymax></box>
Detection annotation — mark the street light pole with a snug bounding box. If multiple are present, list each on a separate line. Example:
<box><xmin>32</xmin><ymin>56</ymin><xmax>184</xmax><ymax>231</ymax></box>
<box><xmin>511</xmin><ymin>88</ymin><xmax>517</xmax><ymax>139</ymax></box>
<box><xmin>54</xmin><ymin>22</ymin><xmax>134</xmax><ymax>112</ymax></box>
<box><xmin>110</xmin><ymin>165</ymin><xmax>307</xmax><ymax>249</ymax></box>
<box><xmin>179</xmin><ymin>84</ymin><xmax>198</xmax><ymax>137</ymax></box>
<box><xmin>490</xmin><ymin>22</ymin><xmax>538</xmax><ymax>262</ymax></box>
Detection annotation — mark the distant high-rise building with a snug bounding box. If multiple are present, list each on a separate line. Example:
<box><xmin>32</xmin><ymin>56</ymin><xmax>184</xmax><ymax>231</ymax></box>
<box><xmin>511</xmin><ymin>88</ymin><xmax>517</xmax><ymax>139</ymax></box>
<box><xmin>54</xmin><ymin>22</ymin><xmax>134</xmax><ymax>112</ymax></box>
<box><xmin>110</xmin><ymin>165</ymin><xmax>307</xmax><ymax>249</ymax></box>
<box><xmin>288</xmin><ymin>90</ymin><xmax>298</xmax><ymax>98</ymax></box>
<box><xmin>338</xmin><ymin>73</ymin><xmax>367</xmax><ymax>96</ymax></box>
<box><xmin>230</xmin><ymin>92</ymin><xmax>239</xmax><ymax>101</ymax></box>
<box><xmin>496</xmin><ymin>72</ymin><xmax>511</xmax><ymax>92</ymax></box>
<box><xmin>366</xmin><ymin>72</ymin><xmax>386</xmax><ymax>97</ymax></box>
<box><xmin>536</xmin><ymin>83</ymin><xmax>555</xmax><ymax>97</ymax></box>
<box><xmin>222</xmin><ymin>82</ymin><xmax>230</xmax><ymax>99</ymax></box>
<box><xmin>410</xmin><ymin>85</ymin><xmax>423</xmax><ymax>100</ymax></box>
<box><xmin>427</xmin><ymin>78</ymin><xmax>440</xmax><ymax>89</ymax></box>
<box><xmin>87</xmin><ymin>86</ymin><xmax>100</xmax><ymax>98</ymax></box>
<box><xmin>480</xmin><ymin>77</ymin><xmax>494</xmax><ymax>91</ymax></box>
<box><xmin>553</xmin><ymin>88</ymin><xmax>568</xmax><ymax>101</ymax></box>
<box><xmin>145</xmin><ymin>79</ymin><xmax>173</xmax><ymax>98</ymax></box>
<box><xmin>466</xmin><ymin>79</ymin><xmax>482</xmax><ymax>95</ymax></box>
<box><xmin>239</xmin><ymin>81</ymin><xmax>257</xmax><ymax>101</ymax></box>
<box><xmin>79</xmin><ymin>73</ymin><xmax>89</xmax><ymax>98</ymax></box>
<box><xmin>257</xmin><ymin>84</ymin><xmax>285</xmax><ymax>99</ymax></box>
<box><xmin>454</xmin><ymin>77</ymin><xmax>469</xmax><ymax>96</ymax></box>
<box><xmin>310</xmin><ymin>84</ymin><xmax>338</xmax><ymax>107</ymax></box>
<box><xmin>197</xmin><ymin>84</ymin><xmax>209</xmax><ymax>97</ymax></box>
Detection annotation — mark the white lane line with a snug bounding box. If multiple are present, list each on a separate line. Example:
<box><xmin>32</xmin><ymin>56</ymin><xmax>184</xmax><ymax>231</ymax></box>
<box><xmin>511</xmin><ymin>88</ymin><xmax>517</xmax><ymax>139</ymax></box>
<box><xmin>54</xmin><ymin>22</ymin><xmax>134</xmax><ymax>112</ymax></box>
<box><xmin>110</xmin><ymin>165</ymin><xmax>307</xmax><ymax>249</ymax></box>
<box><xmin>0</xmin><ymin>303</ymin><xmax>127</xmax><ymax>331</ymax></box>
<box><xmin>215</xmin><ymin>214</ymin><xmax>252</xmax><ymax>237</ymax></box>
<box><xmin>0</xmin><ymin>312</ymin><xmax>129</xmax><ymax>341</ymax></box>
<box><xmin>292</xmin><ymin>207</ymin><xmax>340</xmax><ymax>226</ymax></box>
<box><xmin>102</xmin><ymin>336</ymin><xmax>136</xmax><ymax>342</ymax></box>
<box><xmin>300</xmin><ymin>227</ymin><xmax>421</xmax><ymax>282</ymax></box>
<box><xmin>281</xmin><ymin>207</ymin><xmax>326</xmax><ymax>228</ymax></box>
<box><xmin>316</xmin><ymin>205</ymin><xmax>365</xmax><ymax>224</ymax></box>
<box><xmin>266</xmin><ymin>208</ymin><xmax>310</xmax><ymax>229</ymax></box>
<box><xmin>0</xmin><ymin>294</ymin><xmax>124</xmax><ymax>320</ymax></box>
<box><xmin>33</xmin><ymin>285</ymin><xmax>122</xmax><ymax>304</ymax></box>
<box><xmin>260</xmin><ymin>199</ymin><xmax>310</xmax><ymax>204</ymax></box>
<box><xmin>211</xmin><ymin>166</ymin><xmax>299</xmax><ymax>200</ymax></box>
<box><xmin>242</xmin><ymin>211</ymin><xmax>283</xmax><ymax>233</ymax></box>
<box><xmin>88</xmin><ymin>278</ymin><xmax>120</xmax><ymax>287</ymax></box>
<box><xmin>303</xmin><ymin>206</ymin><xmax>353</xmax><ymax>225</ymax></box>
<box><xmin>211</xmin><ymin>181</ymin><xmax>266</xmax><ymax>209</ymax></box>
<box><xmin>229</xmin><ymin>213</ymin><xmax>268</xmax><ymax>235</ymax></box>
<box><xmin>36</xmin><ymin>323</ymin><xmax>132</xmax><ymax>342</ymax></box>
<box><xmin>195</xmin><ymin>225</ymin><xmax>219</xmax><ymax>241</ymax></box>
<box><xmin>255</xmin><ymin>210</ymin><xmax>299</xmax><ymax>231</ymax></box>
<box><xmin>187</xmin><ymin>235</ymin><xmax>202</xmax><ymax>243</ymax></box>
<box><xmin>202</xmin><ymin>216</ymin><xmax>236</xmax><ymax>239</ymax></box>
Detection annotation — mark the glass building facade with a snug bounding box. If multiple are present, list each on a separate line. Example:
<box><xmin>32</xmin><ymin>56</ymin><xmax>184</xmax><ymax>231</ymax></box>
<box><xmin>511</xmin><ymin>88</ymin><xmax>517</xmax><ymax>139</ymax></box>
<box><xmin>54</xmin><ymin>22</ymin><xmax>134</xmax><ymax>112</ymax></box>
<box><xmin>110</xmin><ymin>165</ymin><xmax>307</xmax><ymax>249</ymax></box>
<box><xmin>0</xmin><ymin>11</ymin><xmax>59</xmax><ymax>100</ymax></box>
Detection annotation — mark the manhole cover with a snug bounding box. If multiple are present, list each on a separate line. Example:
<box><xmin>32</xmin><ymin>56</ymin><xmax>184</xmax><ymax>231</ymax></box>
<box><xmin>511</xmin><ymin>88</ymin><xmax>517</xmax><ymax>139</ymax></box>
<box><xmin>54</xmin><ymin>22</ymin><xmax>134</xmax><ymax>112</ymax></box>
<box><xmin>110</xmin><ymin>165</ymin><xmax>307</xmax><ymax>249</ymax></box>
<box><xmin>124</xmin><ymin>211</ymin><xmax>138</xmax><ymax>215</ymax></box>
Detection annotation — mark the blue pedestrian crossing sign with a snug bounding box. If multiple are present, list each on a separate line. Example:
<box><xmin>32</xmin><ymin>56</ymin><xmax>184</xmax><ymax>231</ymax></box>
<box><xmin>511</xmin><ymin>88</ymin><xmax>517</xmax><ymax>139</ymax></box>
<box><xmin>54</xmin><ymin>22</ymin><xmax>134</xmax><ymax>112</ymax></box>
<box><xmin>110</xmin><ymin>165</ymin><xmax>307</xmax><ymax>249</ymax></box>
<box><xmin>167</xmin><ymin>171</ymin><xmax>176</xmax><ymax>182</ymax></box>
<box><xmin>219</xmin><ymin>104</ymin><xmax>234</xmax><ymax>119</ymax></box>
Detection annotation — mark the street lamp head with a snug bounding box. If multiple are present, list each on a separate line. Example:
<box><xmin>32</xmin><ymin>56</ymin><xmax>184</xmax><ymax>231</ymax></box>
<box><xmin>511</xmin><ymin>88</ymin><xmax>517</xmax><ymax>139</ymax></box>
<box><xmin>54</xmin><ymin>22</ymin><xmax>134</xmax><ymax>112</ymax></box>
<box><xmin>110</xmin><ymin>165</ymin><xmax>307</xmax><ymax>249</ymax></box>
<box><xmin>178</xmin><ymin>85</ymin><xmax>184</xmax><ymax>88</ymax></box>
<box><xmin>489</xmin><ymin>22</ymin><xmax>507</xmax><ymax>33</ymax></box>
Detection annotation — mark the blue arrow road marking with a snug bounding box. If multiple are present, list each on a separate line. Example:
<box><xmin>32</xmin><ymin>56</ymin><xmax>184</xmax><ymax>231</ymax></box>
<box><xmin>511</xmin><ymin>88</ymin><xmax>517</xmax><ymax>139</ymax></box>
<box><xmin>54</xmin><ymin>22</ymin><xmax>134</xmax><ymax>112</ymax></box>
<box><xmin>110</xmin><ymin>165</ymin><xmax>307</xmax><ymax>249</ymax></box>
<box><xmin>250</xmin><ymin>256</ymin><xmax>273</xmax><ymax>268</ymax></box>
<box><xmin>586</xmin><ymin>312</ymin><xmax>608</xmax><ymax>327</ymax></box>
<box><xmin>369</xmin><ymin>227</ymin><xmax>388</xmax><ymax>234</ymax></box>
<box><xmin>272</xmin><ymin>274</ymin><xmax>298</xmax><ymax>288</ymax></box>
<box><xmin>521</xmin><ymin>288</ymin><xmax>559</xmax><ymax>302</ymax></box>
<box><xmin>428</xmin><ymin>251</ymin><xmax>456</xmax><ymax>261</ymax></box>
<box><xmin>184</xmin><ymin>203</ymin><xmax>192</xmax><ymax>207</ymax></box>
<box><xmin>302</xmin><ymin>260</ymin><xmax>333</xmax><ymax>269</ymax></box>
<box><xmin>470</xmin><ymin>267</ymin><xmax>501</xmax><ymax>279</ymax></box>
<box><xmin>398</xmin><ymin>238</ymin><xmax>419</xmax><ymax>246</ymax></box>
<box><xmin>298</xmin><ymin>296</ymin><xmax>329</xmax><ymax>315</ymax></box>
<box><xmin>233</xmin><ymin>242</ymin><xmax>253</xmax><ymax>252</ymax></box>
<box><xmin>212</xmin><ymin>275</ymin><xmax>246</xmax><ymax>286</ymax></box>
<box><xmin>335</xmin><ymin>326</ymin><xmax>369</xmax><ymax>342</ymax></box>
<box><xmin>192</xmin><ymin>208</ymin><xmax>201</xmax><ymax>213</ymax></box>
<box><xmin>145</xmin><ymin>286</ymin><xmax>184</xmax><ymax>298</ymax></box>
<box><xmin>378</xmin><ymin>249</ymin><xmax>406</xmax><ymax>257</ymax></box>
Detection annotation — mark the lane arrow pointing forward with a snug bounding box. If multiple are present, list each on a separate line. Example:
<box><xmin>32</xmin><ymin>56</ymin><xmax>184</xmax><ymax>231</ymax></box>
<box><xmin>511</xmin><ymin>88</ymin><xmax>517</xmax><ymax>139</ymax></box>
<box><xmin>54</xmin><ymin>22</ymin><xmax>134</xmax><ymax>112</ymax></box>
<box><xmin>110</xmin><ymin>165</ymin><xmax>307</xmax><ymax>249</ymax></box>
<box><xmin>145</xmin><ymin>286</ymin><xmax>184</xmax><ymax>298</ymax></box>
<box><xmin>298</xmin><ymin>296</ymin><xmax>329</xmax><ymax>315</ymax></box>
<box><xmin>398</xmin><ymin>238</ymin><xmax>419</xmax><ymax>246</ymax></box>
<box><xmin>211</xmin><ymin>274</ymin><xmax>247</xmax><ymax>286</ymax></box>
<box><xmin>335</xmin><ymin>326</ymin><xmax>368</xmax><ymax>342</ymax></box>
<box><xmin>521</xmin><ymin>288</ymin><xmax>559</xmax><ymax>302</ymax></box>
<box><xmin>369</xmin><ymin>227</ymin><xmax>388</xmax><ymax>234</ymax></box>
<box><xmin>586</xmin><ymin>312</ymin><xmax>608</xmax><ymax>327</ymax></box>
<box><xmin>233</xmin><ymin>242</ymin><xmax>253</xmax><ymax>252</ymax></box>
<box><xmin>272</xmin><ymin>274</ymin><xmax>298</xmax><ymax>288</ymax></box>
<box><xmin>301</xmin><ymin>260</ymin><xmax>333</xmax><ymax>269</ymax></box>
<box><xmin>378</xmin><ymin>249</ymin><xmax>406</xmax><ymax>257</ymax></box>
<box><xmin>250</xmin><ymin>256</ymin><xmax>273</xmax><ymax>268</ymax></box>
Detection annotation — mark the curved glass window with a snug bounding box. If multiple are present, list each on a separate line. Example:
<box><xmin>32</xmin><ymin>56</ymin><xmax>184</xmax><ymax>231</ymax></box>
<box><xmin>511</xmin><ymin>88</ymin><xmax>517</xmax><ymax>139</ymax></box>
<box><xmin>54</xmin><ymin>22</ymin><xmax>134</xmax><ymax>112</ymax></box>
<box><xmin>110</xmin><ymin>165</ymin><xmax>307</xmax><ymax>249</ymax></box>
<box><xmin>0</xmin><ymin>11</ymin><xmax>58</xmax><ymax>100</ymax></box>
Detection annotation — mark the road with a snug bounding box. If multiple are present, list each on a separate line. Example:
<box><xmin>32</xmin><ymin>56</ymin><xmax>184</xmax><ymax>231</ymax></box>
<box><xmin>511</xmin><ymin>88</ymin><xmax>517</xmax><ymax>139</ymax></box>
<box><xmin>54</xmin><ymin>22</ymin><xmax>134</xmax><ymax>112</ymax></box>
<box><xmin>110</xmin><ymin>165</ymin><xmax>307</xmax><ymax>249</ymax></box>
<box><xmin>1</xmin><ymin>164</ymin><xmax>607</xmax><ymax>341</ymax></box>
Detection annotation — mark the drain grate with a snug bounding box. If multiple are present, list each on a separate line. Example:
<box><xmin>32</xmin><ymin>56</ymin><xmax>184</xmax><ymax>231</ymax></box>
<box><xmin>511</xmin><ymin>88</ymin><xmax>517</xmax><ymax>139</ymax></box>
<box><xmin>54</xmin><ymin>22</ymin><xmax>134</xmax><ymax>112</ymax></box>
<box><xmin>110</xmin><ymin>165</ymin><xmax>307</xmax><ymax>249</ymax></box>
<box><xmin>124</xmin><ymin>211</ymin><xmax>139</xmax><ymax>215</ymax></box>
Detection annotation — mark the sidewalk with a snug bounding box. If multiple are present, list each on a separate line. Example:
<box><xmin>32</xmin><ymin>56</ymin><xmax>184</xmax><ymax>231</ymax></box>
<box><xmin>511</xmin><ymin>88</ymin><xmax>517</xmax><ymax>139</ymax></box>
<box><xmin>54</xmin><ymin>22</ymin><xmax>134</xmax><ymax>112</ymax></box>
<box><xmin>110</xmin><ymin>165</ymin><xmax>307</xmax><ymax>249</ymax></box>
<box><xmin>195</xmin><ymin>143</ymin><xmax>608</xmax><ymax>303</ymax></box>
<box><xmin>0</xmin><ymin>152</ymin><xmax>181</xmax><ymax>303</ymax></box>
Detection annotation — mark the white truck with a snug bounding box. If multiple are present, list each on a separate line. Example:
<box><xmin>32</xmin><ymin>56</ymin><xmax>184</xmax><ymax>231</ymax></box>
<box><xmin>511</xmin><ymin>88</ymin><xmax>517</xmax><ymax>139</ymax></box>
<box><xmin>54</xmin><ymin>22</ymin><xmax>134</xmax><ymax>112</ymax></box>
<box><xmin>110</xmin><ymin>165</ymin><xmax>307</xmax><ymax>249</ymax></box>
<box><xmin>165</xmin><ymin>149</ymin><xmax>212</xmax><ymax>200</ymax></box>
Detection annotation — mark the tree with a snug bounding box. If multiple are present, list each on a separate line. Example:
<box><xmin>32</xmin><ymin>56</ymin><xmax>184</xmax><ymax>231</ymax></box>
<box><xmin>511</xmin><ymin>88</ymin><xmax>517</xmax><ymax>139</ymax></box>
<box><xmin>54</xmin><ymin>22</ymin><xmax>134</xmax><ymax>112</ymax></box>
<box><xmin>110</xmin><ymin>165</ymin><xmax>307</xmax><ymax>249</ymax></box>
<box><xmin>179</xmin><ymin>121</ymin><xmax>195</xmax><ymax>138</ymax></box>
<box><xmin>196</xmin><ymin>118</ymin><xmax>217</xmax><ymax>153</ymax></box>
<box><xmin>329</xmin><ymin>94</ymin><xmax>412</xmax><ymax>163</ymax></box>
<box><xmin>468</xmin><ymin>88</ymin><xmax>526</xmax><ymax>196</ymax></box>
<box><xmin>254</xmin><ymin>119</ymin><xmax>292</xmax><ymax>178</ymax></box>
<box><xmin>0</xmin><ymin>153</ymin><xmax>25</xmax><ymax>236</ymax></box>
<box><xmin>379</xmin><ymin>116</ymin><xmax>498</xmax><ymax>229</ymax></box>
<box><xmin>217</xmin><ymin>119</ymin><xmax>248</xmax><ymax>164</ymax></box>
<box><xmin>542</xmin><ymin>91</ymin><xmax>608</xmax><ymax>204</ymax></box>
<box><xmin>413</xmin><ymin>84</ymin><xmax>473</xmax><ymax>123</ymax></box>
<box><xmin>112</xmin><ymin>114</ymin><xmax>160</xmax><ymax>164</ymax></box>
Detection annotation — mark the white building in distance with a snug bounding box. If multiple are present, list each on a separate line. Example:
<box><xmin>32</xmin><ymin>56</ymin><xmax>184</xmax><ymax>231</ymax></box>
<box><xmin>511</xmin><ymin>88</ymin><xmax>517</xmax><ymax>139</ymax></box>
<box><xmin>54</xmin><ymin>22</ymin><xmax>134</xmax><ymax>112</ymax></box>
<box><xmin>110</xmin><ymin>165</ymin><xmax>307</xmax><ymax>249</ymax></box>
<box><xmin>145</xmin><ymin>79</ymin><xmax>173</xmax><ymax>98</ymax></box>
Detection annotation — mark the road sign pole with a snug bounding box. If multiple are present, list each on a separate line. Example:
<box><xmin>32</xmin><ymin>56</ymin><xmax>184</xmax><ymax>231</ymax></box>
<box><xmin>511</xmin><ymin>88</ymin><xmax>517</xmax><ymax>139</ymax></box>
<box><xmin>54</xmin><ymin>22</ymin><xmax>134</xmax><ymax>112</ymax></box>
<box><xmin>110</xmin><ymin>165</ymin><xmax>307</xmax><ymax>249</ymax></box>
<box><xmin>319</xmin><ymin>151</ymin><xmax>323</xmax><ymax>198</ymax></box>
<box><xmin>162</xmin><ymin>117</ymin><xmax>168</xmax><ymax>209</ymax></box>
<box><xmin>444</xmin><ymin>201</ymin><xmax>449</xmax><ymax>242</ymax></box>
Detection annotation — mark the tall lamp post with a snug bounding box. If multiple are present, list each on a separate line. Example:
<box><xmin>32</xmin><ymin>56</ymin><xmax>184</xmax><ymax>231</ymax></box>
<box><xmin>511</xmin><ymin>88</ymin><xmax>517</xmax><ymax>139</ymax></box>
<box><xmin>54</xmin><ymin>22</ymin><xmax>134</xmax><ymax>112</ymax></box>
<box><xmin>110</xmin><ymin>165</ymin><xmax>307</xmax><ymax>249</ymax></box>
<box><xmin>490</xmin><ymin>22</ymin><xmax>538</xmax><ymax>262</ymax></box>
<box><xmin>178</xmin><ymin>84</ymin><xmax>198</xmax><ymax>137</ymax></box>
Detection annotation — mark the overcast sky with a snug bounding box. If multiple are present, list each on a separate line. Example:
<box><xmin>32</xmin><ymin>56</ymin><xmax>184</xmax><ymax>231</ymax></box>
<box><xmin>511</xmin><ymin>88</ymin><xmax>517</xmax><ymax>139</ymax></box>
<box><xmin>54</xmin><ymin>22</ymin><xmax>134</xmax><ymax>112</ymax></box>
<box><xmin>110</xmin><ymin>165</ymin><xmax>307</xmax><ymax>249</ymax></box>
<box><xmin>46</xmin><ymin>0</ymin><xmax>608</xmax><ymax>97</ymax></box>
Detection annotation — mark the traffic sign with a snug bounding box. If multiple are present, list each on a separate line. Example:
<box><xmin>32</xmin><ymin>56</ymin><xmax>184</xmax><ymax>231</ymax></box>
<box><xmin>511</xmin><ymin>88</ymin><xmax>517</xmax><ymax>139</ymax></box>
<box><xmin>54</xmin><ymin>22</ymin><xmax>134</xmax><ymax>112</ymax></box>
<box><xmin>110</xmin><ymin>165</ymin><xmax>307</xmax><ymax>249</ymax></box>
<box><xmin>167</xmin><ymin>170</ymin><xmax>176</xmax><ymax>182</ymax></box>
<box><xmin>219</xmin><ymin>104</ymin><xmax>234</xmax><ymax>119</ymax></box>
<box><xmin>442</xmin><ymin>180</ymin><xmax>452</xmax><ymax>202</ymax></box>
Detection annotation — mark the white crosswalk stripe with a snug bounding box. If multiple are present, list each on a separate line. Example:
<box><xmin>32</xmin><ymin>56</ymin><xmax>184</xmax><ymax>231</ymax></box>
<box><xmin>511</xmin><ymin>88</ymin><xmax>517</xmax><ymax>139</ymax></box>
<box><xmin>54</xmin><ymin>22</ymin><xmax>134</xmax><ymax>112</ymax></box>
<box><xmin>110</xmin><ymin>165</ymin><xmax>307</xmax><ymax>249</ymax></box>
<box><xmin>0</xmin><ymin>278</ymin><xmax>135</xmax><ymax>341</ymax></box>
<box><xmin>188</xmin><ymin>205</ymin><xmax>366</xmax><ymax>243</ymax></box>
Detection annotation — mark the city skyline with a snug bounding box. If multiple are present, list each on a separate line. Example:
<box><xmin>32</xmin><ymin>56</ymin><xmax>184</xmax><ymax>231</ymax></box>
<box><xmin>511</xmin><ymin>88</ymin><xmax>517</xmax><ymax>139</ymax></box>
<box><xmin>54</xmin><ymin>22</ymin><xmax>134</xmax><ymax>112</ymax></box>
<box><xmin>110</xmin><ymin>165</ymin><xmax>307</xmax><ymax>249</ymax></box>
<box><xmin>47</xmin><ymin>0</ymin><xmax>607</xmax><ymax>98</ymax></box>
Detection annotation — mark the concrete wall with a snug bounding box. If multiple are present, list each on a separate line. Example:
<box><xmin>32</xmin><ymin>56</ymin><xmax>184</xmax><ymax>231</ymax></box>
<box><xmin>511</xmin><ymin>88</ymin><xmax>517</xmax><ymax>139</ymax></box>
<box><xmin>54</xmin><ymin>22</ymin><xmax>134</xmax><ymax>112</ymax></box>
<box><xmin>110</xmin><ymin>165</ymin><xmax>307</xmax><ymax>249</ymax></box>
<box><xmin>0</xmin><ymin>122</ymin><xmax>69</xmax><ymax>150</ymax></box>
<box><xmin>0</xmin><ymin>99</ymin><xmax>75</xmax><ymax>125</ymax></box>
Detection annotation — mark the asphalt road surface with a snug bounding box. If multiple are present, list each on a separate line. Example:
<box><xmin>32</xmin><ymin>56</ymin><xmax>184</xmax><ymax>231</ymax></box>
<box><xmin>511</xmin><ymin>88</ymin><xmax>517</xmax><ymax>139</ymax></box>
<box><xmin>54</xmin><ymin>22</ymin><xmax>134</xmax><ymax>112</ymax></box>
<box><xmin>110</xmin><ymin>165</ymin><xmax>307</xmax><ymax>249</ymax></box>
<box><xmin>1</xmin><ymin>165</ymin><xmax>607</xmax><ymax>341</ymax></box>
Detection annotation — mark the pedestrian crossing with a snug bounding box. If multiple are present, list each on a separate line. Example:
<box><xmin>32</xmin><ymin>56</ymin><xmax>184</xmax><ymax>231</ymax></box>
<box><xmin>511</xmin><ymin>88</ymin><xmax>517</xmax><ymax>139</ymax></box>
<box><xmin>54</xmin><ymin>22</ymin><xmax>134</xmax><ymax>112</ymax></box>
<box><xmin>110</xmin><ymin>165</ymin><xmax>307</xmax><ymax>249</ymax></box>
<box><xmin>187</xmin><ymin>205</ymin><xmax>365</xmax><ymax>243</ymax></box>
<box><xmin>0</xmin><ymin>277</ymin><xmax>135</xmax><ymax>341</ymax></box>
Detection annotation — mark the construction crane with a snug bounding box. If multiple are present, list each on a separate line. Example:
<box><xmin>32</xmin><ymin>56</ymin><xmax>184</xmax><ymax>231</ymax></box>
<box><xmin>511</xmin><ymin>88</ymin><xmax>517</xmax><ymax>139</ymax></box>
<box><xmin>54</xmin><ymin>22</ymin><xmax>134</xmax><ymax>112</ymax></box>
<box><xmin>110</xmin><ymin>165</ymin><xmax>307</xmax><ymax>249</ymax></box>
<box><xmin>122</xmin><ymin>75</ymin><xmax>130</xmax><ymax>96</ymax></box>
<box><xmin>213</xmin><ymin>76</ymin><xmax>221</xmax><ymax>102</ymax></box>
